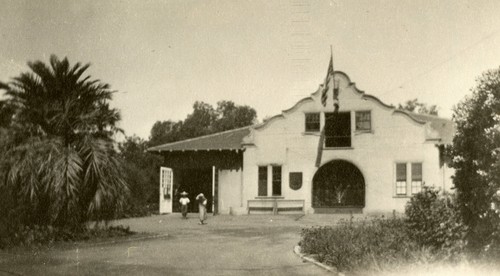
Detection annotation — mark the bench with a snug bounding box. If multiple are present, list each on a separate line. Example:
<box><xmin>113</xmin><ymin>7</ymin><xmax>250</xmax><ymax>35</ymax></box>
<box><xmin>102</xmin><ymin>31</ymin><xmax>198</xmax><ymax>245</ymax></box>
<box><xmin>247</xmin><ymin>199</ymin><xmax>305</xmax><ymax>214</ymax></box>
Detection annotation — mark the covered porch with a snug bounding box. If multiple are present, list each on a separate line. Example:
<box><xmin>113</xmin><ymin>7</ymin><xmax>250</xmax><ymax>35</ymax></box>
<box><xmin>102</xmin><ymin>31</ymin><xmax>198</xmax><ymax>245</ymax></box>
<box><xmin>148</xmin><ymin>127</ymin><xmax>251</xmax><ymax>215</ymax></box>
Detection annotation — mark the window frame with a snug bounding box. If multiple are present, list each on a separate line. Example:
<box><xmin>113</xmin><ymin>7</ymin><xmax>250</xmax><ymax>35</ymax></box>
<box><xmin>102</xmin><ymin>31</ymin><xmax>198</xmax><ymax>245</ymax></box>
<box><xmin>272</xmin><ymin>165</ymin><xmax>282</xmax><ymax>196</ymax></box>
<box><xmin>394</xmin><ymin>162</ymin><xmax>424</xmax><ymax>197</ymax></box>
<box><xmin>305</xmin><ymin>112</ymin><xmax>320</xmax><ymax>132</ymax></box>
<box><xmin>324</xmin><ymin>111</ymin><xmax>352</xmax><ymax>148</ymax></box>
<box><xmin>395</xmin><ymin>163</ymin><xmax>407</xmax><ymax>196</ymax></box>
<box><xmin>411</xmin><ymin>163</ymin><xmax>423</xmax><ymax>195</ymax></box>
<box><xmin>258</xmin><ymin>166</ymin><xmax>268</xmax><ymax>196</ymax></box>
<box><xmin>355</xmin><ymin>110</ymin><xmax>372</xmax><ymax>132</ymax></box>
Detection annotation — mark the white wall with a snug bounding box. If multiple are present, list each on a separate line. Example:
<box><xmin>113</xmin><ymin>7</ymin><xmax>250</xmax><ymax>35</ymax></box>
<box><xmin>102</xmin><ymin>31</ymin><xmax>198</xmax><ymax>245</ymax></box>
<box><xmin>237</xmin><ymin>72</ymin><xmax>454</xmax><ymax>214</ymax></box>
<box><xmin>218</xmin><ymin>169</ymin><xmax>242</xmax><ymax>214</ymax></box>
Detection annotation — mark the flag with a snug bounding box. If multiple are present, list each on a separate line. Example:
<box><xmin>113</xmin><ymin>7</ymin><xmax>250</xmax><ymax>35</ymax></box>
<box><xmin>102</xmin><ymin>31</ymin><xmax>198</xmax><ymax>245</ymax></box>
<box><xmin>321</xmin><ymin>80</ymin><xmax>328</xmax><ymax>106</ymax></box>
<box><xmin>333</xmin><ymin>79</ymin><xmax>339</xmax><ymax>112</ymax></box>
<box><xmin>315</xmin><ymin>127</ymin><xmax>326</xmax><ymax>167</ymax></box>
<box><xmin>321</xmin><ymin>55</ymin><xmax>334</xmax><ymax>106</ymax></box>
<box><xmin>316</xmin><ymin>51</ymin><xmax>337</xmax><ymax>167</ymax></box>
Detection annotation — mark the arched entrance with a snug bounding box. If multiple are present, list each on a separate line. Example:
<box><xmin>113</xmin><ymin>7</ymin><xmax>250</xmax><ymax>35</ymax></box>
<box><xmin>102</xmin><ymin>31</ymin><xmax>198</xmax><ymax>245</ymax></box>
<box><xmin>312</xmin><ymin>160</ymin><xmax>365</xmax><ymax>208</ymax></box>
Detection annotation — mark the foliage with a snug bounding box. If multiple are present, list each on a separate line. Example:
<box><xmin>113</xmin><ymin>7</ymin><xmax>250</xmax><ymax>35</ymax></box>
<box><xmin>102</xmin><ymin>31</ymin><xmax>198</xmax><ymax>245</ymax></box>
<box><xmin>1</xmin><ymin>224</ymin><xmax>134</xmax><ymax>249</ymax></box>
<box><xmin>149</xmin><ymin>120</ymin><xmax>184</xmax><ymax>146</ymax></box>
<box><xmin>405</xmin><ymin>188</ymin><xmax>467</xmax><ymax>256</ymax></box>
<box><xmin>398</xmin><ymin>98</ymin><xmax>439</xmax><ymax>115</ymax></box>
<box><xmin>300</xmin><ymin>218</ymin><xmax>427</xmax><ymax>272</ymax></box>
<box><xmin>450</xmin><ymin>67</ymin><xmax>500</xmax><ymax>253</ymax></box>
<box><xmin>0</xmin><ymin>55</ymin><xmax>128</xmax><ymax>235</ymax></box>
<box><xmin>120</xmin><ymin>203</ymin><xmax>159</xmax><ymax>219</ymax></box>
<box><xmin>118</xmin><ymin>136</ymin><xmax>162</xmax><ymax>218</ymax></box>
<box><xmin>148</xmin><ymin>100</ymin><xmax>256</xmax><ymax>146</ymax></box>
<box><xmin>212</xmin><ymin>100</ymin><xmax>257</xmax><ymax>132</ymax></box>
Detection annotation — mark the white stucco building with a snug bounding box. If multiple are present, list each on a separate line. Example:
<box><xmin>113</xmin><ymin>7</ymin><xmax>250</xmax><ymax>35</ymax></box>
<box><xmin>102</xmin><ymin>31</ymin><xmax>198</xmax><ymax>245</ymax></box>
<box><xmin>148</xmin><ymin>60</ymin><xmax>454</xmax><ymax>215</ymax></box>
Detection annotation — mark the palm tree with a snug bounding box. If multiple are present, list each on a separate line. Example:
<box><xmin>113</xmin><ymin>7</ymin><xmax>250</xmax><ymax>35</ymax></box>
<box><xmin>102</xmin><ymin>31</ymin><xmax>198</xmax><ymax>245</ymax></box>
<box><xmin>0</xmin><ymin>55</ymin><xmax>128</xmax><ymax>230</ymax></box>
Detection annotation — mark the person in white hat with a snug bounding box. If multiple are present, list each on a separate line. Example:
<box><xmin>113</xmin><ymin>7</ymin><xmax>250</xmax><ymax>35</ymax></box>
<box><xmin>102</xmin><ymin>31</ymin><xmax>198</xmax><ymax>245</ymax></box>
<box><xmin>196</xmin><ymin>193</ymin><xmax>207</xmax><ymax>225</ymax></box>
<box><xmin>179</xmin><ymin>191</ymin><xmax>190</xmax><ymax>219</ymax></box>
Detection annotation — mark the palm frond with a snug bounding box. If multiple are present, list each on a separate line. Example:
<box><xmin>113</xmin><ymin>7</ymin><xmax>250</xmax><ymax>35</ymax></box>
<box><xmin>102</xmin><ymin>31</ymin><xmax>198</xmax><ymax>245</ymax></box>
<box><xmin>80</xmin><ymin>136</ymin><xmax>128</xmax><ymax>221</ymax></box>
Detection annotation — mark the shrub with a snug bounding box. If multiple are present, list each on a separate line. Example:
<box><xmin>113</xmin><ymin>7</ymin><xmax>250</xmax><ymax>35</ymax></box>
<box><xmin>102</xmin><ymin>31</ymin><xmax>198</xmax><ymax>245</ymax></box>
<box><xmin>0</xmin><ymin>224</ymin><xmax>134</xmax><ymax>249</ymax></box>
<box><xmin>405</xmin><ymin>188</ymin><xmax>467</xmax><ymax>258</ymax></box>
<box><xmin>118</xmin><ymin>202</ymin><xmax>159</xmax><ymax>219</ymax></box>
<box><xmin>450</xmin><ymin>67</ymin><xmax>500</xmax><ymax>253</ymax></box>
<box><xmin>300</xmin><ymin>217</ymin><xmax>423</xmax><ymax>272</ymax></box>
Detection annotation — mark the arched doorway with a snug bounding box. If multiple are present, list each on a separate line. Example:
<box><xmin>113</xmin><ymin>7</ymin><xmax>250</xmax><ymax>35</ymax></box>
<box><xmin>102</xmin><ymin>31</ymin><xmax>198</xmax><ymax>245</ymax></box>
<box><xmin>312</xmin><ymin>160</ymin><xmax>365</xmax><ymax>208</ymax></box>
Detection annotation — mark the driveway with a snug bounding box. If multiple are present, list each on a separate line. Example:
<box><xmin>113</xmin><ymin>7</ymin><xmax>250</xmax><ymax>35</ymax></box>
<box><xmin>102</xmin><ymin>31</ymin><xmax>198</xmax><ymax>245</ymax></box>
<box><xmin>0</xmin><ymin>214</ymin><xmax>355</xmax><ymax>275</ymax></box>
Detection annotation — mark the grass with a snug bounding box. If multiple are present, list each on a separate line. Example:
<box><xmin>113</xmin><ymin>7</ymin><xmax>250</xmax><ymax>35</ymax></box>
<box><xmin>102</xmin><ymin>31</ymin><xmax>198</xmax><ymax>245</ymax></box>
<box><xmin>299</xmin><ymin>217</ymin><xmax>466</xmax><ymax>273</ymax></box>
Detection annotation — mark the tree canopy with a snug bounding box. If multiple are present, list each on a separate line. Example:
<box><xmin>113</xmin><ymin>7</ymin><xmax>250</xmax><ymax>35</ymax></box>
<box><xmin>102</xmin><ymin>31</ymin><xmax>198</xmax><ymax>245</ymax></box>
<box><xmin>450</xmin><ymin>67</ymin><xmax>500</xmax><ymax>251</ymax></box>
<box><xmin>398</xmin><ymin>98</ymin><xmax>439</xmax><ymax>115</ymax></box>
<box><xmin>0</xmin><ymin>55</ymin><xmax>127</xmax><ymax>230</ymax></box>
<box><xmin>119</xmin><ymin>136</ymin><xmax>162</xmax><ymax>211</ymax></box>
<box><xmin>149</xmin><ymin>100</ymin><xmax>257</xmax><ymax>147</ymax></box>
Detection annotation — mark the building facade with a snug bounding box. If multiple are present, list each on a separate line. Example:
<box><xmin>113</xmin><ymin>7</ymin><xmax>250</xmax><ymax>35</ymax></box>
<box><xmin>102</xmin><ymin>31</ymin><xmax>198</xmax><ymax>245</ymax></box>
<box><xmin>148</xmin><ymin>65</ymin><xmax>454</xmax><ymax>215</ymax></box>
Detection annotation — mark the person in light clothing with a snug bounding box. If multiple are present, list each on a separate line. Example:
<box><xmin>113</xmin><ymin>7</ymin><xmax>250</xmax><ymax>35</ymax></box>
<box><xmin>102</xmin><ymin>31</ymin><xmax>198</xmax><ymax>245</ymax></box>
<box><xmin>196</xmin><ymin>193</ymin><xmax>207</xmax><ymax>225</ymax></box>
<box><xmin>179</xmin><ymin>191</ymin><xmax>190</xmax><ymax>219</ymax></box>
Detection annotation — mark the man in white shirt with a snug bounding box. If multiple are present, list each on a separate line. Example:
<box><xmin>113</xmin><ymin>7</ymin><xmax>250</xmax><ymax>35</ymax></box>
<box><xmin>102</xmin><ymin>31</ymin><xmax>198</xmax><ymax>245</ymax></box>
<box><xmin>179</xmin><ymin>191</ymin><xmax>190</xmax><ymax>219</ymax></box>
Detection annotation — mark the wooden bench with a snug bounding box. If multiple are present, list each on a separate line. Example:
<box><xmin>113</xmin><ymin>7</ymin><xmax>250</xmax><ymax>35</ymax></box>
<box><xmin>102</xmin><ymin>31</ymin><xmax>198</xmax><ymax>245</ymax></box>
<box><xmin>247</xmin><ymin>199</ymin><xmax>305</xmax><ymax>214</ymax></box>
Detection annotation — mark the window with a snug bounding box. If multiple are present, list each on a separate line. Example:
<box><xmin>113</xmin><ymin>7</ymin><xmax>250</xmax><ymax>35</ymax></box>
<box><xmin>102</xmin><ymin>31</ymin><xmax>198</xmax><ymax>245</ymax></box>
<box><xmin>305</xmin><ymin>113</ymin><xmax>320</xmax><ymax>132</ymax></box>
<box><xmin>325</xmin><ymin>112</ymin><xmax>351</xmax><ymax>147</ymax></box>
<box><xmin>258</xmin><ymin>166</ymin><xmax>267</xmax><ymax>196</ymax></box>
<box><xmin>289</xmin><ymin>172</ymin><xmax>303</xmax><ymax>190</ymax></box>
<box><xmin>395</xmin><ymin>162</ymin><xmax>424</xmax><ymax>196</ymax></box>
<box><xmin>272</xmin><ymin>166</ymin><xmax>282</xmax><ymax>196</ymax></box>
<box><xmin>396</xmin><ymin>163</ymin><xmax>407</xmax><ymax>195</ymax></box>
<box><xmin>411</xmin><ymin>163</ymin><xmax>423</xmax><ymax>194</ymax></box>
<box><xmin>355</xmin><ymin>111</ymin><xmax>371</xmax><ymax>131</ymax></box>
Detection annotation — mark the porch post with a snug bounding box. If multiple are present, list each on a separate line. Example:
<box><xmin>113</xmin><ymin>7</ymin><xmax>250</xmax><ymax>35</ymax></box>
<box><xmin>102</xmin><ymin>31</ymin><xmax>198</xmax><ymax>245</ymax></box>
<box><xmin>212</xmin><ymin>166</ymin><xmax>217</xmax><ymax>215</ymax></box>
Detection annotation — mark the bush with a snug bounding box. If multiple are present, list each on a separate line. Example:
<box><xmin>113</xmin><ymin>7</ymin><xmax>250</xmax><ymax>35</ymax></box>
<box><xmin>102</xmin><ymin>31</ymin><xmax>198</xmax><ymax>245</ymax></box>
<box><xmin>0</xmin><ymin>224</ymin><xmax>134</xmax><ymax>249</ymax></box>
<box><xmin>299</xmin><ymin>217</ymin><xmax>423</xmax><ymax>272</ymax></box>
<box><xmin>449</xmin><ymin>67</ymin><xmax>500</xmax><ymax>253</ymax></box>
<box><xmin>118</xmin><ymin>202</ymin><xmax>159</xmax><ymax>219</ymax></box>
<box><xmin>405</xmin><ymin>188</ymin><xmax>467</xmax><ymax>257</ymax></box>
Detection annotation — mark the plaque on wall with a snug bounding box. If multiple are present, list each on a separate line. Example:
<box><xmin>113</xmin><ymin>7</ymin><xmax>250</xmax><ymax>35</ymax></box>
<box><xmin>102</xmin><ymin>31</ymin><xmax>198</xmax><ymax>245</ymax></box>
<box><xmin>289</xmin><ymin>172</ymin><xmax>303</xmax><ymax>190</ymax></box>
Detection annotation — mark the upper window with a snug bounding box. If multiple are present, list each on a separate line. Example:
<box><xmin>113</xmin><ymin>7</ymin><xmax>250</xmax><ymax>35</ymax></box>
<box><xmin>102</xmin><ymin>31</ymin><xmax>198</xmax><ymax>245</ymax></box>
<box><xmin>355</xmin><ymin>111</ymin><xmax>371</xmax><ymax>132</ymax></box>
<box><xmin>325</xmin><ymin>112</ymin><xmax>351</xmax><ymax>147</ymax></box>
<box><xmin>305</xmin><ymin>113</ymin><xmax>320</xmax><ymax>132</ymax></box>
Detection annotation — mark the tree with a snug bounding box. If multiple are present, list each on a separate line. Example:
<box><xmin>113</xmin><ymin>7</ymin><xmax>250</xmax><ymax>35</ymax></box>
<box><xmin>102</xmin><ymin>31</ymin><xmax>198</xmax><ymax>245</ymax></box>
<box><xmin>213</xmin><ymin>100</ymin><xmax>257</xmax><ymax>132</ymax></box>
<box><xmin>119</xmin><ymin>136</ymin><xmax>162</xmax><ymax>214</ymax></box>
<box><xmin>148</xmin><ymin>120</ymin><xmax>183</xmax><ymax>147</ymax></box>
<box><xmin>0</xmin><ymin>55</ymin><xmax>128</xmax><ymax>230</ymax></box>
<box><xmin>398</xmin><ymin>98</ymin><xmax>439</xmax><ymax>115</ymax></box>
<box><xmin>149</xmin><ymin>100</ymin><xmax>257</xmax><ymax>147</ymax></box>
<box><xmin>450</xmin><ymin>67</ymin><xmax>500</xmax><ymax>252</ymax></box>
<box><xmin>180</xmin><ymin>101</ymin><xmax>217</xmax><ymax>139</ymax></box>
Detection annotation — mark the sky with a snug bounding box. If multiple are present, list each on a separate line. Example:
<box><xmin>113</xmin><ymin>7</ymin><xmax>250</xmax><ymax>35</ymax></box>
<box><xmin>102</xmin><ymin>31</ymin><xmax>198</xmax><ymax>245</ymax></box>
<box><xmin>1</xmin><ymin>0</ymin><xmax>500</xmax><ymax>139</ymax></box>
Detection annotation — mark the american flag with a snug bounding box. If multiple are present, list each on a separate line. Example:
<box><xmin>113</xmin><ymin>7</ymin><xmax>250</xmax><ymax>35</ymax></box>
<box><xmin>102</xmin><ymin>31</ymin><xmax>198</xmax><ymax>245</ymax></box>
<box><xmin>321</xmin><ymin>56</ymin><xmax>334</xmax><ymax>106</ymax></box>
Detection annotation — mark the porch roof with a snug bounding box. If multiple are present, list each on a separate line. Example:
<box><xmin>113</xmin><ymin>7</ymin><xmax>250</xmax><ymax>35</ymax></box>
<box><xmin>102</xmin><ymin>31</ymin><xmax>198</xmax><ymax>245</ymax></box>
<box><xmin>147</xmin><ymin>126</ymin><xmax>251</xmax><ymax>152</ymax></box>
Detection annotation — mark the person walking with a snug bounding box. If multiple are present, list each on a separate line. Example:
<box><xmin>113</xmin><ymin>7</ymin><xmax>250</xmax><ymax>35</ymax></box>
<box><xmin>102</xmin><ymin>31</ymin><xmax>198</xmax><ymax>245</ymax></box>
<box><xmin>196</xmin><ymin>193</ymin><xmax>207</xmax><ymax>225</ymax></box>
<box><xmin>179</xmin><ymin>191</ymin><xmax>190</xmax><ymax>219</ymax></box>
